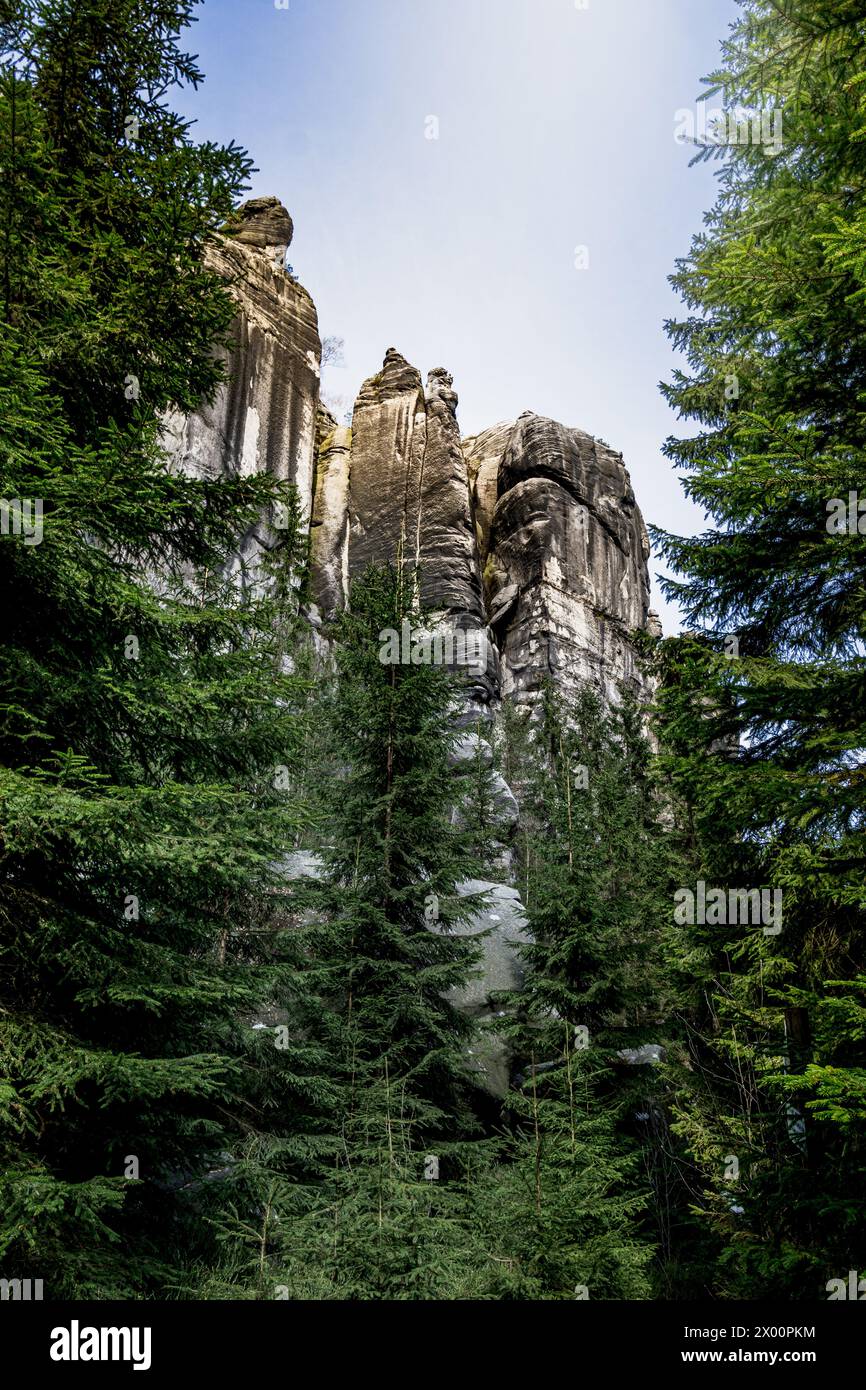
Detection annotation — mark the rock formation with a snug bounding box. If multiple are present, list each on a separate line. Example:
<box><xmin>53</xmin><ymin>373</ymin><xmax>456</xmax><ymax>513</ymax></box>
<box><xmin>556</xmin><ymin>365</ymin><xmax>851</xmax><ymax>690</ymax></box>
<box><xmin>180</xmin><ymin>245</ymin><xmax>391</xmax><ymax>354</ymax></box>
<box><xmin>465</xmin><ymin>413</ymin><xmax>657</xmax><ymax>706</ymax></box>
<box><xmin>161</xmin><ymin>197</ymin><xmax>320</xmax><ymax>578</ymax></box>
<box><xmin>310</xmin><ymin>408</ymin><xmax>350</xmax><ymax>621</ymax></box>
<box><xmin>315</xmin><ymin>349</ymin><xmax>496</xmax><ymax>704</ymax></box>
<box><xmin>312</xmin><ymin>355</ymin><xmax>656</xmax><ymax>711</ymax></box>
<box><xmin>432</xmin><ymin>880</ymin><xmax>532</xmax><ymax>1097</ymax></box>
<box><xmin>164</xmin><ymin>195</ymin><xmax>657</xmax><ymax>707</ymax></box>
<box><xmin>169</xmin><ymin>197</ymin><xmax>661</xmax><ymax>1094</ymax></box>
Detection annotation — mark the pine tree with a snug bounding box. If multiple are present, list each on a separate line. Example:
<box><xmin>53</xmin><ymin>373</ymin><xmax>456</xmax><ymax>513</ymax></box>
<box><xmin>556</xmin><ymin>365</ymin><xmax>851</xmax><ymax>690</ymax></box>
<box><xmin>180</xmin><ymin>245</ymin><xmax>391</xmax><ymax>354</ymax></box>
<box><xmin>454</xmin><ymin>718</ymin><xmax>510</xmax><ymax>881</ymax></box>
<box><xmin>516</xmin><ymin>681</ymin><xmax>674</xmax><ymax>1059</ymax></box>
<box><xmin>651</xmin><ymin>0</ymin><xmax>866</xmax><ymax>1297</ymax></box>
<box><xmin>205</xmin><ymin>566</ymin><xmax>493</xmax><ymax>1298</ymax></box>
<box><xmin>473</xmin><ymin>682</ymin><xmax>669</xmax><ymax>1299</ymax></box>
<box><xmin>0</xmin><ymin>0</ymin><xmax>311</xmax><ymax>1298</ymax></box>
<box><xmin>474</xmin><ymin>1054</ymin><xmax>653</xmax><ymax>1301</ymax></box>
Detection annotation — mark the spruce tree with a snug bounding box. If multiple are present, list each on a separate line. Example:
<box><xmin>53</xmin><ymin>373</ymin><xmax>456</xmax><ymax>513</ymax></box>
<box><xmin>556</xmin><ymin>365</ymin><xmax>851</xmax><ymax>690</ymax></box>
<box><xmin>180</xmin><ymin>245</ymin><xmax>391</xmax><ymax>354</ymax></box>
<box><xmin>205</xmin><ymin>567</ymin><xmax>492</xmax><ymax>1299</ymax></box>
<box><xmin>0</xmin><ymin>0</ymin><xmax>310</xmax><ymax>1298</ymax></box>
<box><xmin>516</xmin><ymin>682</ymin><xmax>674</xmax><ymax>1062</ymax></box>
<box><xmin>652</xmin><ymin>0</ymin><xmax>866</xmax><ymax>1296</ymax></box>
<box><xmin>474</xmin><ymin>1055</ymin><xmax>653</xmax><ymax>1301</ymax></box>
<box><xmin>472</xmin><ymin>683</ymin><xmax>668</xmax><ymax>1300</ymax></box>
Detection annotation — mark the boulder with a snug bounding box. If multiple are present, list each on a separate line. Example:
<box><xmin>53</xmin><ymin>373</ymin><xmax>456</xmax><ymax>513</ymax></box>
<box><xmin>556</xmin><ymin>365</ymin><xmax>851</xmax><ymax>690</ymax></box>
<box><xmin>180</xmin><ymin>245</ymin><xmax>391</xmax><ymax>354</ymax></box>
<box><xmin>227</xmin><ymin>195</ymin><xmax>294</xmax><ymax>253</ymax></box>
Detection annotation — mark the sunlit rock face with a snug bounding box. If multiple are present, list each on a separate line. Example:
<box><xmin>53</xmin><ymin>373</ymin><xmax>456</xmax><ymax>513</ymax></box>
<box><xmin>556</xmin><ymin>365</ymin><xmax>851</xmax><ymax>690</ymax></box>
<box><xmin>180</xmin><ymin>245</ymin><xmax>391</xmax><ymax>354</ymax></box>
<box><xmin>160</xmin><ymin>197</ymin><xmax>320</xmax><ymax>579</ymax></box>
<box><xmin>345</xmin><ymin>352</ymin><xmax>484</xmax><ymax>618</ymax></box>
<box><xmin>228</xmin><ymin>194</ymin><xmax>294</xmax><ymax>257</ymax></box>
<box><xmin>310</xmin><ymin>406</ymin><xmax>351</xmax><ymax>622</ymax></box>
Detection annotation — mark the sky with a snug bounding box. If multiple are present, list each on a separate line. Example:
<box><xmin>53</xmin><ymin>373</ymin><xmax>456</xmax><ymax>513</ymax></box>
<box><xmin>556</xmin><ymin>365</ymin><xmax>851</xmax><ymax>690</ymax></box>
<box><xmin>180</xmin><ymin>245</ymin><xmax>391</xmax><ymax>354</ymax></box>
<box><xmin>175</xmin><ymin>0</ymin><xmax>741</xmax><ymax>631</ymax></box>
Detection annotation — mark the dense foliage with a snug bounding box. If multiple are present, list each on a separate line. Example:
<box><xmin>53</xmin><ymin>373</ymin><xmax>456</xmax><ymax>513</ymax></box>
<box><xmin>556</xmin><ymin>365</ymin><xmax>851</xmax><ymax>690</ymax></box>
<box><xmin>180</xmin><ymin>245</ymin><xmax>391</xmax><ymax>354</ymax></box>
<box><xmin>0</xmin><ymin>0</ymin><xmax>307</xmax><ymax>1298</ymax></box>
<box><xmin>3</xmin><ymin>0</ymin><xmax>862</xmax><ymax>1303</ymax></box>
<box><xmin>651</xmin><ymin>0</ymin><xmax>866</xmax><ymax>1298</ymax></box>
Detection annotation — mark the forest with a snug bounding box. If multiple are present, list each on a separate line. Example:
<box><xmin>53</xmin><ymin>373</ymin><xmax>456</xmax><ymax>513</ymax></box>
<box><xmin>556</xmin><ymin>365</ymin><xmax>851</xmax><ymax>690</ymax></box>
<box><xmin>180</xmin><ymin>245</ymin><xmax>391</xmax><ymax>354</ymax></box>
<box><xmin>1</xmin><ymin>0</ymin><xmax>864</xmax><ymax>1304</ymax></box>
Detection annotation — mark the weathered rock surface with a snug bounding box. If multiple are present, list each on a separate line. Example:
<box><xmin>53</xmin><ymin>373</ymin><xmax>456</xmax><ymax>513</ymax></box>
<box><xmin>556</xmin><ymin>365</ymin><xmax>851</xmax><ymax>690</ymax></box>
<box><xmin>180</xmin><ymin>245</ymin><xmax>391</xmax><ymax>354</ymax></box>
<box><xmin>310</xmin><ymin>409</ymin><xmax>351</xmax><ymax>621</ymax></box>
<box><xmin>466</xmin><ymin>413</ymin><xmax>654</xmax><ymax>707</ymax></box>
<box><xmin>447</xmin><ymin>731</ymin><xmax>494</xmax><ymax>771</ymax></box>
<box><xmin>228</xmin><ymin>195</ymin><xmax>294</xmax><ymax>255</ymax></box>
<box><xmin>279</xmin><ymin>849</ymin><xmax>324</xmax><ymax>881</ymax></box>
<box><xmin>336</xmin><ymin>349</ymin><xmax>494</xmax><ymax>702</ymax></box>
<box><xmin>309</xmin><ymin>352</ymin><xmax>655</xmax><ymax>710</ymax></box>
<box><xmin>432</xmin><ymin>879</ymin><xmax>532</xmax><ymax>1096</ymax></box>
<box><xmin>463</xmin><ymin>421</ymin><xmax>513</xmax><ymax>562</ymax></box>
<box><xmin>161</xmin><ymin>197</ymin><xmax>320</xmax><ymax>578</ymax></box>
<box><xmin>168</xmin><ymin>196</ymin><xmax>656</xmax><ymax>709</ymax></box>
<box><xmin>346</xmin><ymin>353</ymin><xmax>480</xmax><ymax>611</ymax></box>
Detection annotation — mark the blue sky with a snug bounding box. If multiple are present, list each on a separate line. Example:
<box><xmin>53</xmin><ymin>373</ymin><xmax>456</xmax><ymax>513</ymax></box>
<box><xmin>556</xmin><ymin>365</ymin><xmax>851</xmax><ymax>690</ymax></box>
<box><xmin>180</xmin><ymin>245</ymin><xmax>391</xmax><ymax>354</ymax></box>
<box><xmin>176</xmin><ymin>0</ymin><xmax>741</xmax><ymax>631</ymax></box>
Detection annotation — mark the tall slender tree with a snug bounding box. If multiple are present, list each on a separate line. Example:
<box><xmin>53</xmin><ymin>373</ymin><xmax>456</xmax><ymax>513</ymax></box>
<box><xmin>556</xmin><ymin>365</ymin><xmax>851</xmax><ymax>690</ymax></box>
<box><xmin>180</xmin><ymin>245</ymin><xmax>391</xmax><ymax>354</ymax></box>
<box><xmin>205</xmin><ymin>567</ymin><xmax>493</xmax><ymax>1299</ymax></box>
<box><xmin>470</xmin><ymin>683</ymin><xmax>669</xmax><ymax>1299</ymax></box>
<box><xmin>652</xmin><ymin>0</ymin><xmax>866</xmax><ymax>1296</ymax></box>
<box><xmin>0</xmin><ymin>0</ymin><xmax>310</xmax><ymax>1298</ymax></box>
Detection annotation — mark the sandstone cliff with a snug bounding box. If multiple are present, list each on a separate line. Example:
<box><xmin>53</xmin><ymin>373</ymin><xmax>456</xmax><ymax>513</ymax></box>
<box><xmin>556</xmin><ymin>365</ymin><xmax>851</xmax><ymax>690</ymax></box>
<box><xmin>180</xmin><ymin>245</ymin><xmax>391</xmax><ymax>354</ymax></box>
<box><xmin>161</xmin><ymin>197</ymin><xmax>321</xmax><ymax>578</ymax></box>
<box><xmin>312</xmin><ymin>357</ymin><xmax>657</xmax><ymax>713</ymax></box>
<box><xmin>162</xmin><ymin>195</ymin><xmax>658</xmax><ymax>703</ymax></box>
<box><xmin>169</xmin><ymin>198</ymin><xmax>660</xmax><ymax>1095</ymax></box>
<box><xmin>464</xmin><ymin>413</ymin><xmax>657</xmax><ymax>706</ymax></box>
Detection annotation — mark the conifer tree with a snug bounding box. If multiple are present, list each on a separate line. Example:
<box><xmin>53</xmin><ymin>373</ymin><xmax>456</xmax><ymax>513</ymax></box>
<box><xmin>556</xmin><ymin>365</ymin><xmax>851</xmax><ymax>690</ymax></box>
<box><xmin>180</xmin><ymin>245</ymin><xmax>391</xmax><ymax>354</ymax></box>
<box><xmin>652</xmin><ymin>0</ymin><xmax>866</xmax><ymax>1296</ymax></box>
<box><xmin>474</xmin><ymin>1055</ymin><xmax>653</xmax><ymax>1301</ymax></box>
<box><xmin>206</xmin><ymin>567</ymin><xmax>492</xmax><ymax>1299</ymax></box>
<box><xmin>0</xmin><ymin>0</ymin><xmax>310</xmax><ymax>1298</ymax></box>
<box><xmin>455</xmin><ymin>718</ymin><xmax>509</xmax><ymax>881</ymax></box>
<box><xmin>472</xmin><ymin>683</ymin><xmax>669</xmax><ymax>1299</ymax></box>
<box><xmin>516</xmin><ymin>681</ymin><xmax>674</xmax><ymax>1057</ymax></box>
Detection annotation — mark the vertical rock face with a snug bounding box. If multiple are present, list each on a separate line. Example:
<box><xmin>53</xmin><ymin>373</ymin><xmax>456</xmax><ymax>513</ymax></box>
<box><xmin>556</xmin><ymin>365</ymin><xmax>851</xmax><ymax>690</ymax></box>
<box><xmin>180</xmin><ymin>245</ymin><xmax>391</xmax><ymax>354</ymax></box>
<box><xmin>465</xmin><ymin>413</ymin><xmax>654</xmax><ymax>706</ymax></box>
<box><xmin>463</xmin><ymin>421</ymin><xmax>513</xmax><ymax>563</ymax></box>
<box><xmin>312</xmin><ymin>348</ymin><xmax>495</xmax><ymax>703</ymax></box>
<box><xmin>161</xmin><ymin>197</ymin><xmax>321</xmax><ymax>576</ymax></box>
<box><xmin>167</xmin><ymin>199</ymin><xmax>656</xmax><ymax>708</ymax></box>
<box><xmin>343</xmin><ymin>348</ymin><xmax>426</xmax><ymax>587</ymax></box>
<box><xmin>310</xmin><ymin>353</ymin><xmax>655</xmax><ymax>710</ymax></box>
<box><xmin>429</xmin><ymin>880</ymin><xmax>532</xmax><ymax>1097</ymax></box>
<box><xmin>344</xmin><ymin>350</ymin><xmax>484</xmax><ymax>620</ymax></box>
<box><xmin>310</xmin><ymin>408</ymin><xmax>351</xmax><ymax>622</ymax></box>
